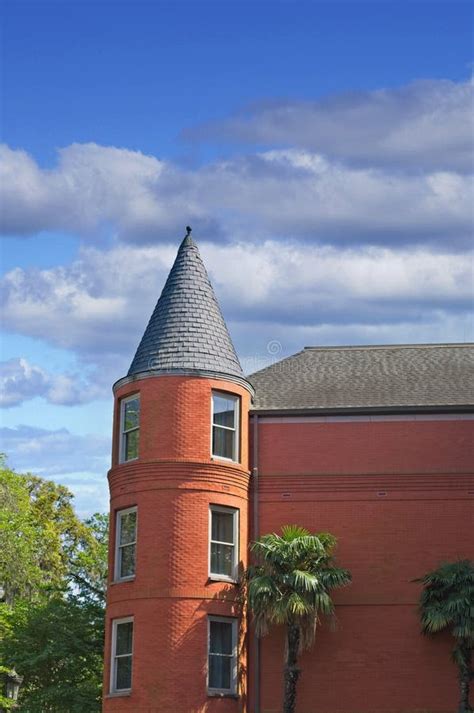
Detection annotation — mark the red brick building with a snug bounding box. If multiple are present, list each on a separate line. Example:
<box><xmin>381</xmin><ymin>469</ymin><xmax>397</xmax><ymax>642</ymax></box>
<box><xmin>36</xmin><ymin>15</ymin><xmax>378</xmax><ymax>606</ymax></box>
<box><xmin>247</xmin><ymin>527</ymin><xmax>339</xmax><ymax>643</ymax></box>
<box><xmin>103</xmin><ymin>233</ymin><xmax>474</xmax><ymax>713</ymax></box>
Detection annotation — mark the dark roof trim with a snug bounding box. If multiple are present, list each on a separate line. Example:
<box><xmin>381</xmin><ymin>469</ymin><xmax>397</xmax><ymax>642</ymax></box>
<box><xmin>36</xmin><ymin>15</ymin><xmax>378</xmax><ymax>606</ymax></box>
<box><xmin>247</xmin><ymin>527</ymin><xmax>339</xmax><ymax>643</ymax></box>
<box><xmin>301</xmin><ymin>342</ymin><xmax>472</xmax><ymax>351</ymax></box>
<box><xmin>250</xmin><ymin>404</ymin><xmax>474</xmax><ymax>417</ymax></box>
<box><xmin>114</xmin><ymin>368</ymin><xmax>255</xmax><ymax>397</ymax></box>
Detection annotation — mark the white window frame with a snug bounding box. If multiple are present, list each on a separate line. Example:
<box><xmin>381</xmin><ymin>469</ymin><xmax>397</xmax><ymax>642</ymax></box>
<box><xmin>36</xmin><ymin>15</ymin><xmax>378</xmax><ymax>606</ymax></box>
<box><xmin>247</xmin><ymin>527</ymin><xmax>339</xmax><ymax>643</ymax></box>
<box><xmin>207</xmin><ymin>616</ymin><xmax>238</xmax><ymax>696</ymax></box>
<box><xmin>208</xmin><ymin>505</ymin><xmax>239</xmax><ymax>583</ymax></box>
<box><xmin>119</xmin><ymin>394</ymin><xmax>140</xmax><ymax>464</ymax></box>
<box><xmin>114</xmin><ymin>506</ymin><xmax>137</xmax><ymax>582</ymax></box>
<box><xmin>211</xmin><ymin>391</ymin><xmax>240</xmax><ymax>463</ymax></box>
<box><xmin>110</xmin><ymin>616</ymin><xmax>134</xmax><ymax>694</ymax></box>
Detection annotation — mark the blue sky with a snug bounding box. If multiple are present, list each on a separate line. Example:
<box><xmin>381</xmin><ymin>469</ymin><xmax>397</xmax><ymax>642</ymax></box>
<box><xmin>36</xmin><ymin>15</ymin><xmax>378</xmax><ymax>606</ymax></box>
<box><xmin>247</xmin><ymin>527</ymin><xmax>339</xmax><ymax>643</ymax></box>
<box><xmin>1</xmin><ymin>0</ymin><xmax>473</xmax><ymax>515</ymax></box>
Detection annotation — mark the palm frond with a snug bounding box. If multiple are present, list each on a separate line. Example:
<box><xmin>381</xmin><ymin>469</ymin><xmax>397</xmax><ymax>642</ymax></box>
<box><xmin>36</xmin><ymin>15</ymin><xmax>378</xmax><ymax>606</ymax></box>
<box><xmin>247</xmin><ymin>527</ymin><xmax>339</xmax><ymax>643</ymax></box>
<box><xmin>281</xmin><ymin>524</ymin><xmax>311</xmax><ymax>540</ymax></box>
<box><xmin>245</xmin><ymin>525</ymin><xmax>351</xmax><ymax>645</ymax></box>
<box><xmin>319</xmin><ymin>567</ymin><xmax>352</xmax><ymax>590</ymax></box>
<box><xmin>291</xmin><ymin>570</ymin><xmax>320</xmax><ymax>592</ymax></box>
<box><xmin>416</xmin><ymin>559</ymin><xmax>474</xmax><ymax>641</ymax></box>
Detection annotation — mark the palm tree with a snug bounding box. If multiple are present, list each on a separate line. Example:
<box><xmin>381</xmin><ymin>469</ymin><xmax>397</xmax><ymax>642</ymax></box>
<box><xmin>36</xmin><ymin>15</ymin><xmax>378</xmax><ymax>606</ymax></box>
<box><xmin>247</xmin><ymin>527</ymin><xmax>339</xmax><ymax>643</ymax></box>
<box><xmin>415</xmin><ymin>560</ymin><xmax>474</xmax><ymax>713</ymax></box>
<box><xmin>246</xmin><ymin>525</ymin><xmax>351</xmax><ymax>713</ymax></box>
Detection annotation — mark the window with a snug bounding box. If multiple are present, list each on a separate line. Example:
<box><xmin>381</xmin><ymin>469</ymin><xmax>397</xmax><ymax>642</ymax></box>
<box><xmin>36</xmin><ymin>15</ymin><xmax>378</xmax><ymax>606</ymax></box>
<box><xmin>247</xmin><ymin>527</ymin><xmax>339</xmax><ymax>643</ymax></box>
<box><xmin>110</xmin><ymin>618</ymin><xmax>133</xmax><ymax>693</ymax></box>
<box><xmin>208</xmin><ymin>617</ymin><xmax>237</xmax><ymax>695</ymax></box>
<box><xmin>211</xmin><ymin>392</ymin><xmax>239</xmax><ymax>461</ymax></box>
<box><xmin>115</xmin><ymin>507</ymin><xmax>137</xmax><ymax>581</ymax></box>
<box><xmin>209</xmin><ymin>506</ymin><xmax>238</xmax><ymax>581</ymax></box>
<box><xmin>120</xmin><ymin>395</ymin><xmax>140</xmax><ymax>463</ymax></box>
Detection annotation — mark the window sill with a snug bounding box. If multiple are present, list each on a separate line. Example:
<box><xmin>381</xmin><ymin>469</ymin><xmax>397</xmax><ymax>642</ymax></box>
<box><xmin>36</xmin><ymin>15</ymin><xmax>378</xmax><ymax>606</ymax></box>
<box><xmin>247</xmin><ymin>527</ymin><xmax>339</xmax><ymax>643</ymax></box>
<box><xmin>110</xmin><ymin>576</ymin><xmax>135</xmax><ymax>585</ymax></box>
<box><xmin>105</xmin><ymin>690</ymin><xmax>131</xmax><ymax>698</ymax></box>
<box><xmin>207</xmin><ymin>691</ymin><xmax>239</xmax><ymax>699</ymax></box>
<box><xmin>211</xmin><ymin>455</ymin><xmax>240</xmax><ymax>465</ymax></box>
<box><xmin>119</xmin><ymin>457</ymin><xmax>139</xmax><ymax>465</ymax></box>
<box><xmin>208</xmin><ymin>575</ymin><xmax>238</xmax><ymax>585</ymax></box>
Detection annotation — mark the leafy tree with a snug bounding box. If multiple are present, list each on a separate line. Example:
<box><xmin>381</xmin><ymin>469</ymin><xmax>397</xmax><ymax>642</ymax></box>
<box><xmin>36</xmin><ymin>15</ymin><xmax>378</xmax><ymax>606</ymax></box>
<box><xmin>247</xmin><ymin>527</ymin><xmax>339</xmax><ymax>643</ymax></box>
<box><xmin>68</xmin><ymin>513</ymin><xmax>109</xmax><ymax>605</ymax></box>
<box><xmin>0</xmin><ymin>457</ymin><xmax>97</xmax><ymax>603</ymax></box>
<box><xmin>246</xmin><ymin>525</ymin><xmax>351</xmax><ymax>713</ymax></box>
<box><xmin>0</xmin><ymin>460</ymin><xmax>46</xmax><ymax>603</ymax></box>
<box><xmin>415</xmin><ymin>560</ymin><xmax>474</xmax><ymax>713</ymax></box>
<box><xmin>0</xmin><ymin>458</ymin><xmax>108</xmax><ymax>712</ymax></box>
<box><xmin>1</xmin><ymin>596</ymin><xmax>104</xmax><ymax>712</ymax></box>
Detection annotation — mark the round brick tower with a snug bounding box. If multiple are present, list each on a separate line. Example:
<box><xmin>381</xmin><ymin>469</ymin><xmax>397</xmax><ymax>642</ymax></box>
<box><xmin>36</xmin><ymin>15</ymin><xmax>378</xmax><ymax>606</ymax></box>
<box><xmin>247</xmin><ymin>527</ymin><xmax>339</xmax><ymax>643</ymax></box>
<box><xmin>103</xmin><ymin>232</ymin><xmax>253</xmax><ymax>713</ymax></box>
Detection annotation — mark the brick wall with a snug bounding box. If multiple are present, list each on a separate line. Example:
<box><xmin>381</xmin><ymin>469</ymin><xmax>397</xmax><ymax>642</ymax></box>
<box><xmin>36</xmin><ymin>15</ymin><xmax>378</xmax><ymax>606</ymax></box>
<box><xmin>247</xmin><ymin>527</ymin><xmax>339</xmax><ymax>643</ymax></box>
<box><xmin>103</xmin><ymin>375</ymin><xmax>251</xmax><ymax>713</ymax></box>
<box><xmin>249</xmin><ymin>416</ymin><xmax>474</xmax><ymax>713</ymax></box>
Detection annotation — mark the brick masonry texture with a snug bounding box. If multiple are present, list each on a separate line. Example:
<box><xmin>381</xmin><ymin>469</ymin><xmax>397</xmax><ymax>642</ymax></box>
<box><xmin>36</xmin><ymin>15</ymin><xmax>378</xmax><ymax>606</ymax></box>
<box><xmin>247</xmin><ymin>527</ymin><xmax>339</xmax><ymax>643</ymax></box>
<box><xmin>104</xmin><ymin>371</ymin><xmax>474</xmax><ymax>712</ymax></box>
<box><xmin>247</xmin><ymin>417</ymin><xmax>474</xmax><ymax>713</ymax></box>
<box><xmin>104</xmin><ymin>375</ymin><xmax>251</xmax><ymax>713</ymax></box>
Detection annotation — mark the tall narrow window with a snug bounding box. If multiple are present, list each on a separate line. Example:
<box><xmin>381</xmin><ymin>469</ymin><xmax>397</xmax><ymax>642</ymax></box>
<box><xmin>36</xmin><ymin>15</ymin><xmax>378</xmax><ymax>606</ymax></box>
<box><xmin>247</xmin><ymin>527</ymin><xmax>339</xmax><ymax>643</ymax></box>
<box><xmin>110</xmin><ymin>618</ymin><xmax>133</xmax><ymax>693</ymax></box>
<box><xmin>211</xmin><ymin>392</ymin><xmax>239</xmax><ymax>461</ymax></box>
<box><xmin>208</xmin><ymin>617</ymin><xmax>238</xmax><ymax>695</ymax></box>
<box><xmin>120</xmin><ymin>395</ymin><xmax>140</xmax><ymax>463</ymax></box>
<box><xmin>115</xmin><ymin>507</ymin><xmax>137</xmax><ymax>581</ymax></box>
<box><xmin>209</xmin><ymin>506</ymin><xmax>238</xmax><ymax>581</ymax></box>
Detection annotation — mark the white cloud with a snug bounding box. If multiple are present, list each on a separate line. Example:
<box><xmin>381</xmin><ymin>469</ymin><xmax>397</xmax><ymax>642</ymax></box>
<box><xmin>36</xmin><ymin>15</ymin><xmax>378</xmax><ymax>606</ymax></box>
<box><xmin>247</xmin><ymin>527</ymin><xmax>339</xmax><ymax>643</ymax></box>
<box><xmin>1</xmin><ymin>142</ymin><xmax>471</xmax><ymax>247</ymax></box>
<box><xmin>0</xmin><ymin>143</ymin><xmax>161</xmax><ymax>235</ymax></box>
<box><xmin>204</xmin><ymin>241</ymin><xmax>473</xmax><ymax>312</ymax></box>
<box><xmin>1</xmin><ymin>425</ymin><xmax>110</xmax><ymax>517</ymax></box>
<box><xmin>2</xmin><ymin>242</ymin><xmax>472</xmax><ymax>367</ymax></box>
<box><xmin>184</xmin><ymin>77</ymin><xmax>474</xmax><ymax>172</ymax></box>
<box><xmin>198</xmin><ymin>150</ymin><xmax>472</xmax><ymax>245</ymax></box>
<box><xmin>0</xmin><ymin>358</ymin><xmax>49</xmax><ymax>407</ymax></box>
<box><xmin>0</xmin><ymin>357</ymin><xmax>108</xmax><ymax>408</ymax></box>
<box><xmin>1</xmin><ymin>424</ymin><xmax>109</xmax><ymax>474</ymax></box>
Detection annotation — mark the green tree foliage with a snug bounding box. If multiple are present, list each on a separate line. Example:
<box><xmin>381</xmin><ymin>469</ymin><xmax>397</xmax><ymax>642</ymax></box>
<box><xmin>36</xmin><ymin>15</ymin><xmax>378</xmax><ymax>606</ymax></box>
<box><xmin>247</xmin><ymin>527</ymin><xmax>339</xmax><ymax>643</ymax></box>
<box><xmin>0</xmin><ymin>458</ymin><xmax>108</xmax><ymax>712</ymax></box>
<box><xmin>1</xmin><ymin>597</ymin><xmax>104</xmax><ymax>713</ymax></box>
<box><xmin>68</xmin><ymin>513</ymin><xmax>109</xmax><ymax>605</ymax></box>
<box><xmin>0</xmin><ymin>455</ymin><xmax>103</xmax><ymax>603</ymax></box>
<box><xmin>246</xmin><ymin>525</ymin><xmax>351</xmax><ymax>713</ymax></box>
<box><xmin>415</xmin><ymin>560</ymin><xmax>474</xmax><ymax>713</ymax></box>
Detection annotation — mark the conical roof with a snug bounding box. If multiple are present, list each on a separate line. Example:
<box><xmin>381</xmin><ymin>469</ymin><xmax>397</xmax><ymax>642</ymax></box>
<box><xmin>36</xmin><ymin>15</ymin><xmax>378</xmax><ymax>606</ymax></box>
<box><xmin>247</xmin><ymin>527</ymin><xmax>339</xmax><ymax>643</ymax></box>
<box><xmin>127</xmin><ymin>233</ymin><xmax>246</xmax><ymax>384</ymax></box>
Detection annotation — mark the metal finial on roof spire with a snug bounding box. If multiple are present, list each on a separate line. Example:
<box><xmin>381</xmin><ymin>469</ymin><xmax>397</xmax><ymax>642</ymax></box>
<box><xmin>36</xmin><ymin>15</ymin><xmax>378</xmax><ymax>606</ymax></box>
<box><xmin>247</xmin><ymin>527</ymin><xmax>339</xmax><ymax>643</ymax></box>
<box><xmin>182</xmin><ymin>225</ymin><xmax>193</xmax><ymax>247</ymax></box>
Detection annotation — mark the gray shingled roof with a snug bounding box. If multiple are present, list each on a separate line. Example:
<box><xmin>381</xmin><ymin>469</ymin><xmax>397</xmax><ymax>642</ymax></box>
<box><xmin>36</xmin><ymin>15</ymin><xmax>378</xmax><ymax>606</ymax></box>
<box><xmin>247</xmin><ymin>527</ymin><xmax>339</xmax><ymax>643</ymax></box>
<box><xmin>127</xmin><ymin>235</ymin><xmax>244</xmax><ymax>380</ymax></box>
<box><xmin>249</xmin><ymin>344</ymin><xmax>474</xmax><ymax>412</ymax></box>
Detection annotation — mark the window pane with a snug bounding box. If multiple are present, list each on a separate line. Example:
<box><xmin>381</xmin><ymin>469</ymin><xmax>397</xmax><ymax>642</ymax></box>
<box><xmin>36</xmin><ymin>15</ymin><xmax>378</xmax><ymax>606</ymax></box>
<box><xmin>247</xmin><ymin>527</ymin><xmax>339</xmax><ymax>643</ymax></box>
<box><xmin>212</xmin><ymin>511</ymin><xmax>234</xmax><ymax>543</ymax></box>
<box><xmin>116</xmin><ymin>655</ymin><xmax>132</xmax><ymax>690</ymax></box>
<box><xmin>211</xmin><ymin>543</ymin><xmax>234</xmax><ymax>577</ymax></box>
<box><xmin>116</xmin><ymin>622</ymin><xmax>133</xmax><ymax>655</ymax></box>
<box><xmin>209</xmin><ymin>654</ymin><xmax>231</xmax><ymax>690</ymax></box>
<box><xmin>124</xmin><ymin>398</ymin><xmax>140</xmax><ymax>431</ymax></box>
<box><xmin>125</xmin><ymin>429</ymin><xmax>139</xmax><ymax>460</ymax></box>
<box><xmin>212</xmin><ymin>425</ymin><xmax>234</xmax><ymax>459</ymax></box>
<box><xmin>210</xmin><ymin>621</ymin><xmax>233</xmax><ymax>654</ymax></box>
<box><xmin>119</xmin><ymin>511</ymin><xmax>137</xmax><ymax>545</ymax></box>
<box><xmin>120</xmin><ymin>543</ymin><xmax>136</xmax><ymax>578</ymax></box>
<box><xmin>213</xmin><ymin>394</ymin><xmax>236</xmax><ymax>428</ymax></box>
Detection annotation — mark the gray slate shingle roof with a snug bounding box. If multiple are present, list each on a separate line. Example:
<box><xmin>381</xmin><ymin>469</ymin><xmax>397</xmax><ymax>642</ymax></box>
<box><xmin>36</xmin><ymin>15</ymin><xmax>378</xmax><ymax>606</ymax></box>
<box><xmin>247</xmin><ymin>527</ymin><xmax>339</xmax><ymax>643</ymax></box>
<box><xmin>249</xmin><ymin>344</ymin><xmax>474</xmax><ymax>412</ymax></box>
<box><xmin>128</xmin><ymin>235</ymin><xmax>244</xmax><ymax>380</ymax></box>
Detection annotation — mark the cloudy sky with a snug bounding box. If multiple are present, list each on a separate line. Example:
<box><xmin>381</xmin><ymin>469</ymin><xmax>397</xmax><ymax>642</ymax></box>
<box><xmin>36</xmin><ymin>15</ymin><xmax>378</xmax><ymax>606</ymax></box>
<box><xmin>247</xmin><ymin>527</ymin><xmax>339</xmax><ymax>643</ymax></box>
<box><xmin>1</xmin><ymin>0</ymin><xmax>473</xmax><ymax>516</ymax></box>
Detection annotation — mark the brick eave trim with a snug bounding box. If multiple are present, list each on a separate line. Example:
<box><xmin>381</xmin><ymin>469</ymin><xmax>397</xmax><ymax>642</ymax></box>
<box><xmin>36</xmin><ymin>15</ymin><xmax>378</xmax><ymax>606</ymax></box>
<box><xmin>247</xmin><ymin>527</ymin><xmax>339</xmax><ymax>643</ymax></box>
<box><xmin>113</xmin><ymin>368</ymin><xmax>255</xmax><ymax>397</ymax></box>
